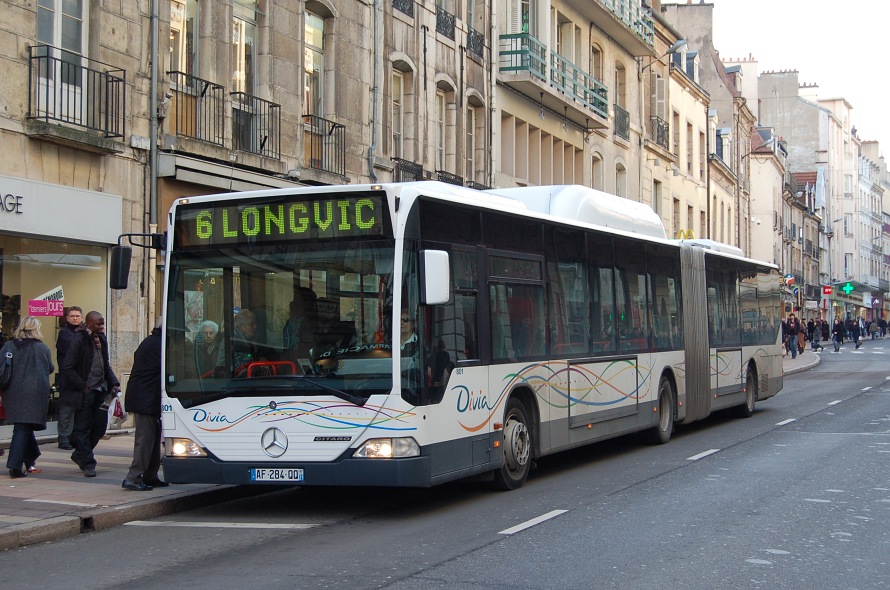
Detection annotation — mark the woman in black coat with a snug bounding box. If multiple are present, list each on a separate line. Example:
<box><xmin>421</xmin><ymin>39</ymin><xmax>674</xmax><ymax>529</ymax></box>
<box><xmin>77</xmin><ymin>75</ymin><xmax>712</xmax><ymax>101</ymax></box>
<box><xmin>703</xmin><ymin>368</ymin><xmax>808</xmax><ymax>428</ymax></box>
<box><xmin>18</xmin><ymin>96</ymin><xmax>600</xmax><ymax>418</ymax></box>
<box><xmin>2</xmin><ymin>317</ymin><xmax>55</xmax><ymax>478</ymax></box>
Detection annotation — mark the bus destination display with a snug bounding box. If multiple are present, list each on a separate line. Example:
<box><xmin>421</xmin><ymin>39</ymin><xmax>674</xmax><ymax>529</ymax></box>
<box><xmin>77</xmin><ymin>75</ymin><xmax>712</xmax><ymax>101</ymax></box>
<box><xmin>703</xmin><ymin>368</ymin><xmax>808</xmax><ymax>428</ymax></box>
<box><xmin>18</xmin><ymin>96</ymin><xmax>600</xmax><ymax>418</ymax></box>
<box><xmin>175</xmin><ymin>193</ymin><xmax>386</xmax><ymax>248</ymax></box>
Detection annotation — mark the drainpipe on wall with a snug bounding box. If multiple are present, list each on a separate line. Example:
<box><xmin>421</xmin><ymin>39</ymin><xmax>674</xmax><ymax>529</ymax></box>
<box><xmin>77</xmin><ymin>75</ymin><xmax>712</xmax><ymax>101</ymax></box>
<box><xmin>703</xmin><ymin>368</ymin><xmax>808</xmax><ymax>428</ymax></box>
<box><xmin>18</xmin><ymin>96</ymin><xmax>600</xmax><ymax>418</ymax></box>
<box><xmin>368</xmin><ymin>0</ymin><xmax>381</xmax><ymax>182</ymax></box>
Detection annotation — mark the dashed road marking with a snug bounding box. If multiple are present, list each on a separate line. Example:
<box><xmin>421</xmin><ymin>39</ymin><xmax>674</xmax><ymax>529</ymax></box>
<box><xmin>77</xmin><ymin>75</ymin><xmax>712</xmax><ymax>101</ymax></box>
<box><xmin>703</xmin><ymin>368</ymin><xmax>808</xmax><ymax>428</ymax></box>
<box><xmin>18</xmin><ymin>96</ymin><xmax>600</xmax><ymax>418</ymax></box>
<box><xmin>828</xmin><ymin>400</ymin><xmax>842</xmax><ymax>406</ymax></box>
<box><xmin>776</xmin><ymin>418</ymin><xmax>796</xmax><ymax>426</ymax></box>
<box><xmin>686</xmin><ymin>449</ymin><xmax>720</xmax><ymax>461</ymax></box>
<box><xmin>498</xmin><ymin>510</ymin><xmax>568</xmax><ymax>535</ymax></box>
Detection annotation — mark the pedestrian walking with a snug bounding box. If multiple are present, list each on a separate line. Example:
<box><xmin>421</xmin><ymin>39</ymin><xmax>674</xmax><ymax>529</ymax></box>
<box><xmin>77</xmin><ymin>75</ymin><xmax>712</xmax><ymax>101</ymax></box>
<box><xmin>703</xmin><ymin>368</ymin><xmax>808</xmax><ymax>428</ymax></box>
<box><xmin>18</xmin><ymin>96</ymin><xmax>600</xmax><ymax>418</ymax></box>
<box><xmin>55</xmin><ymin>306</ymin><xmax>83</xmax><ymax>450</ymax></box>
<box><xmin>783</xmin><ymin>314</ymin><xmax>800</xmax><ymax>359</ymax></box>
<box><xmin>811</xmin><ymin>319</ymin><xmax>824</xmax><ymax>351</ymax></box>
<box><xmin>123</xmin><ymin>319</ymin><xmax>167</xmax><ymax>491</ymax></box>
<box><xmin>60</xmin><ymin>311</ymin><xmax>120</xmax><ymax>478</ymax></box>
<box><xmin>2</xmin><ymin>317</ymin><xmax>55</xmax><ymax>478</ymax></box>
<box><xmin>832</xmin><ymin>317</ymin><xmax>846</xmax><ymax>352</ymax></box>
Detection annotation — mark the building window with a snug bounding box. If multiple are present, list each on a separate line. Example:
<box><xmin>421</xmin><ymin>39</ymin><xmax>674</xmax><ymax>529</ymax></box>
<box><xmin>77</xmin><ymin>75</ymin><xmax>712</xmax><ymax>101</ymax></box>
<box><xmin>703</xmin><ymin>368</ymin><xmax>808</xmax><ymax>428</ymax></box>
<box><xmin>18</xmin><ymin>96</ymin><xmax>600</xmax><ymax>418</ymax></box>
<box><xmin>506</xmin><ymin>0</ymin><xmax>535</xmax><ymax>34</ymax></box>
<box><xmin>615</xmin><ymin>164</ymin><xmax>627</xmax><ymax>197</ymax></box>
<box><xmin>592</xmin><ymin>154</ymin><xmax>603</xmax><ymax>190</ymax></box>
<box><xmin>652</xmin><ymin>179</ymin><xmax>661</xmax><ymax>215</ymax></box>
<box><xmin>304</xmin><ymin>12</ymin><xmax>324</xmax><ymax>116</ymax></box>
<box><xmin>614</xmin><ymin>63</ymin><xmax>626</xmax><ymax>108</ymax></box>
<box><xmin>591</xmin><ymin>44</ymin><xmax>603</xmax><ymax>81</ymax></box>
<box><xmin>170</xmin><ymin>0</ymin><xmax>197</xmax><ymax>75</ymax></box>
<box><xmin>392</xmin><ymin>70</ymin><xmax>404</xmax><ymax>159</ymax></box>
<box><xmin>466</xmin><ymin>105</ymin><xmax>477</xmax><ymax>182</ymax></box>
<box><xmin>232</xmin><ymin>3</ymin><xmax>256</xmax><ymax>94</ymax></box>
<box><xmin>436</xmin><ymin>90</ymin><xmax>446</xmax><ymax>170</ymax></box>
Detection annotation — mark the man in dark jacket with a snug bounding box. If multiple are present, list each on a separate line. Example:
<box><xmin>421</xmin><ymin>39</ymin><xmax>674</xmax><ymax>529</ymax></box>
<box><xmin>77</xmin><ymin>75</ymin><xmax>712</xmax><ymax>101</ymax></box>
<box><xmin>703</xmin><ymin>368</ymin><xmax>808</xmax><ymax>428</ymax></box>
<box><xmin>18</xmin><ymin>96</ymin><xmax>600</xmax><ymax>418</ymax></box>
<box><xmin>122</xmin><ymin>321</ymin><xmax>167</xmax><ymax>491</ymax></box>
<box><xmin>61</xmin><ymin>311</ymin><xmax>120</xmax><ymax>478</ymax></box>
<box><xmin>55</xmin><ymin>306</ymin><xmax>83</xmax><ymax>450</ymax></box>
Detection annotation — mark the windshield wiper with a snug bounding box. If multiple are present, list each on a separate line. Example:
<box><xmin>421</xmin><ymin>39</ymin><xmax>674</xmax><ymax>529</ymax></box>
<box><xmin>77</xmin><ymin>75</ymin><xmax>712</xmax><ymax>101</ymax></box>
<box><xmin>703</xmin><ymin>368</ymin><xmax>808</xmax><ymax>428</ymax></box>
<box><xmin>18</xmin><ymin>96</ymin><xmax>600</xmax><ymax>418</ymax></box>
<box><xmin>296</xmin><ymin>375</ymin><xmax>368</xmax><ymax>406</ymax></box>
<box><xmin>175</xmin><ymin>375</ymin><xmax>369</xmax><ymax>408</ymax></box>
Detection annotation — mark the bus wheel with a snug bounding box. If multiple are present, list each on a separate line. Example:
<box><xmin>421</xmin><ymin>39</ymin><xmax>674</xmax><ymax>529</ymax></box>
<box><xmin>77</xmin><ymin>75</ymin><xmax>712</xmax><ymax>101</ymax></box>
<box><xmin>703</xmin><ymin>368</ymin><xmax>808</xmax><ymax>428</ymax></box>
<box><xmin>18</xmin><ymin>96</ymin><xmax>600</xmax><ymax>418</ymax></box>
<box><xmin>737</xmin><ymin>369</ymin><xmax>757</xmax><ymax>418</ymax></box>
<box><xmin>492</xmin><ymin>398</ymin><xmax>532</xmax><ymax>490</ymax></box>
<box><xmin>647</xmin><ymin>377</ymin><xmax>674</xmax><ymax>445</ymax></box>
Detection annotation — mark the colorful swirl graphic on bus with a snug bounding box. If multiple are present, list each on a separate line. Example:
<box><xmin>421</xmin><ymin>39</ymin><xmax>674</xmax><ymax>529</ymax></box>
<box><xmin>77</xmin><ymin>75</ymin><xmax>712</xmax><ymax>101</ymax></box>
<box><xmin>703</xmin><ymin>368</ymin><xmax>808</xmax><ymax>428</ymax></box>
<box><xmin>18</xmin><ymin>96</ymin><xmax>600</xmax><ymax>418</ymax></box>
<box><xmin>456</xmin><ymin>360</ymin><xmax>652</xmax><ymax>432</ymax></box>
<box><xmin>188</xmin><ymin>401</ymin><xmax>417</xmax><ymax>433</ymax></box>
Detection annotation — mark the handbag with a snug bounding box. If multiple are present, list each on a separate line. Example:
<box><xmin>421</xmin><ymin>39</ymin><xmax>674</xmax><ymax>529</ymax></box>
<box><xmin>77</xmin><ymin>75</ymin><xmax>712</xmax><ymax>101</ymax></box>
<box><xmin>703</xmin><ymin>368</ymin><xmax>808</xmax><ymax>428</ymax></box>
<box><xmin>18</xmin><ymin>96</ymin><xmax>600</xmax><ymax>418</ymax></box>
<box><xmin>0</xmin><ymin>341</ymin><xmax>16</xmax><ymax>391</ymax></box>
<box><xmin>112</xmin><ymin>397</ymin><xmax>128</xmax><ymax>425</ymax></box>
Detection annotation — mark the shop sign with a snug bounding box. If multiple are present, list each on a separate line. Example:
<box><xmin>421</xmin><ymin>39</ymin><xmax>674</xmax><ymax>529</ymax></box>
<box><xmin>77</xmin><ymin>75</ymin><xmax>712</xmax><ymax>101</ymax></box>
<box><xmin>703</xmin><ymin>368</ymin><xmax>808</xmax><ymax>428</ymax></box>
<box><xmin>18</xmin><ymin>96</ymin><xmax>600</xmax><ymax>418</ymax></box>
<box><xmin>28</xmin><ymin>285</ymin><xmax>64</xmax><ymax>316</ymax></box>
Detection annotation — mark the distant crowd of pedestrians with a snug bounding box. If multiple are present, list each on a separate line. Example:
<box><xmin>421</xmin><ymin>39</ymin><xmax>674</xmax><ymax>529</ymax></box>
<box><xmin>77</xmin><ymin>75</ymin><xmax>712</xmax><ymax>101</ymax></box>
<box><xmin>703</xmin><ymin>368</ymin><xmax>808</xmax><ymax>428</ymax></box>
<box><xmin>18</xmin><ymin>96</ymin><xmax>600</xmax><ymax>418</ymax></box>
<box><xmin>783</xmin><ymin>313</ymin><xmax>886</xmax><ymax>357</ymax></box>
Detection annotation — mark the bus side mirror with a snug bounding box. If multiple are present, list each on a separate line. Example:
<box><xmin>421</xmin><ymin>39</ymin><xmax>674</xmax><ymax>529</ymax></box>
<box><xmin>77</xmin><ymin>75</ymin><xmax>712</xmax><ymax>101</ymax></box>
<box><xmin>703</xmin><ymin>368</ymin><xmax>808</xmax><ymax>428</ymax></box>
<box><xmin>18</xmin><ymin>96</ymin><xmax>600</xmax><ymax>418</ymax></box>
<box><xmin>420</xmin><ymin>250</ymin><xmax>450</xmax><ymax>305</ymax></box>
<box><xmin>110</xmin><ymin>245</ymin><xmax>132</xmax><ymax>290</ymax></box>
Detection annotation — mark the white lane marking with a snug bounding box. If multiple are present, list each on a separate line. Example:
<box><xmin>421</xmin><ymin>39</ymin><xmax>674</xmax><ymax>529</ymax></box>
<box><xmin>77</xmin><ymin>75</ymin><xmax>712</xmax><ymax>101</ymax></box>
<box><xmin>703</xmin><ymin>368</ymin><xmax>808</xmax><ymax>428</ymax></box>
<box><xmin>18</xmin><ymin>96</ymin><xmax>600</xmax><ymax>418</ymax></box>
<box><xmin>498</xmin><ymin>510</ymin><xmax>568</xmax><ymax>535</ymax></box>
<box><xmin>776</xmin><ymin>419</ymin><xmax>796</xmax><ymax>426</ymax></box>
<box><xmin>827</xmin><ymin>400</ymin><xmax>842</xmax><ymax>406</ymax></box>
<box><xmin>862</xmin><ymin>387</ymin><xmax>872</xmax><ymax>391</ymax></box>
<box><xmin>124</xmin><ymin>521</ymin><xmax>317</xmax><ymax>529</ymax></box>
<box><xmin>24</xmin><ymin>499</ymin><xmax>98</xmax><ymax>508</ymax></box>
<box><xmin>686</xmin><ymin>449</ymin><xmax>720</xmax><ymax>461</ymax></box>
<box><xmin>803</xmin><ymin>498</ymin><xmax>832</xmax><ymax>503</ymax></box>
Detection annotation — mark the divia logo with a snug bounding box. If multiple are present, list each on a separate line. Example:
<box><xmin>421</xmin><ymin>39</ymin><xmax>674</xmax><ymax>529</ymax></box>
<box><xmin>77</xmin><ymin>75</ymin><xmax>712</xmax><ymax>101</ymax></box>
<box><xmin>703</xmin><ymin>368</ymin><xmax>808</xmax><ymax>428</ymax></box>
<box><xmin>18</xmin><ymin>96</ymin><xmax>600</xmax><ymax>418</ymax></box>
<box><xmin>454</xmin><ymin>386</ymin><xmax>494</xmax><ymax>413</ymax></box>
<box><xmin>191</xmin><ymin>409</ymin><xmax>233</xmax><ymax>424</ymax></box>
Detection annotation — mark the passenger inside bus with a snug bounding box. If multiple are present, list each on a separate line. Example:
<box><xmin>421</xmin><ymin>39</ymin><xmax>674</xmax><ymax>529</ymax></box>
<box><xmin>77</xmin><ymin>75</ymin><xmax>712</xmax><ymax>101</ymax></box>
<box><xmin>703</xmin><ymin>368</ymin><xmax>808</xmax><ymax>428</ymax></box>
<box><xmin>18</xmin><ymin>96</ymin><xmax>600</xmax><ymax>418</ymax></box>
<box><xmin>232</xmin><ymin>309</ymin><xmax>262</xmax><ymax>375</ymax></box>
<box><xmin>194</xmin><ymin>320</ymin><xmax>225</xmax><ymax>377</ymax></box>
<box><xmin>282</xmin><ymin>287</ymin><xmax>317</xmax><ymax>368</ymax></box>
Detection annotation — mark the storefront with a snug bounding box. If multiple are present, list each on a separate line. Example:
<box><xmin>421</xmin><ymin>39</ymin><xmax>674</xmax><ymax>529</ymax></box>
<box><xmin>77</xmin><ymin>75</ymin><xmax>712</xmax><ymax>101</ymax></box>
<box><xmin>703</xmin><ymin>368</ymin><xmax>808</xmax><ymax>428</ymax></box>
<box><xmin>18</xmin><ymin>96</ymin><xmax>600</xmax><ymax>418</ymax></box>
<box><xmin>0</xmin><ymin>173</ymin><xmax>122</xmax><ymax>438</ymax></box>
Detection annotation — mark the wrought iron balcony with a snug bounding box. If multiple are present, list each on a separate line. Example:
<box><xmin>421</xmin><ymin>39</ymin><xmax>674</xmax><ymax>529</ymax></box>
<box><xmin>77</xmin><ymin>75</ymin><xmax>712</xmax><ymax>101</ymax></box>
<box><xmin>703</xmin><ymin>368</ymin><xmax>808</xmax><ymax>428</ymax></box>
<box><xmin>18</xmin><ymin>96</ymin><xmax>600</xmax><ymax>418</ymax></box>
<box><xmin>466</xmin><ymin>181</ymin><xmax>490</xmax><ymax>190</ymax></box>
<box><xmin>436</xmin><ymin>170</ymin><xmax>463</xmax><ymax>186</ymax></box>
<box><xmin>303</xmin><ymin>114</ymin><xmax>346</xmax><ymax>176</ymax></box>
<box><xmin>231</xmin><ymin>92</ymin><xmax>281</xmax><ymax>159</ymax></box>
<box><xmin>499</xmin><ymin>33</ymin><xmax>547</xmax><ymax>83</ymax></box>
<box><xmin>27</xmin><ymin>44</ymin><xmax>126</xmax><ymax>138</ymax></box>
<box><xmin>549</xmin><ymin>52</ymin><xmax>608</xmax><ymax>119</ymax></box>
<box><xmin>436</xmin><ymin>7</ymin><xmax>455</xmax><ymax>40</ymax></box>
<box><xmin>596</xmin><ymin>0</ymin><xmax>655</xmax><ymax>46</ymax></box>
<box><xmin>167</xmin><ymin>71</ymin><xmax>225</xmax><ymax>146</ymax></box>
<box><xmin>392</xmin><ymin>0</ymin><xmax>413</xmax><ymax>18</ymax></box>
<box><xmin>393</xmin><ymin>158</ymin><xmax>424</xmax><ymax>182</ymax></box>
<box><xmin>614</xmin><ymin>104</ymin><xmax>630</xmax><ymax>141</ymax></box>
<box><xmin>468</xmin><ymin>27</ymin><xmax>485</xmax><ymax>59</ymax></box>
<box><xmin>649</xmin><ymin>115</ymin><xmax>669</xmax><ymax>150</ymax></box>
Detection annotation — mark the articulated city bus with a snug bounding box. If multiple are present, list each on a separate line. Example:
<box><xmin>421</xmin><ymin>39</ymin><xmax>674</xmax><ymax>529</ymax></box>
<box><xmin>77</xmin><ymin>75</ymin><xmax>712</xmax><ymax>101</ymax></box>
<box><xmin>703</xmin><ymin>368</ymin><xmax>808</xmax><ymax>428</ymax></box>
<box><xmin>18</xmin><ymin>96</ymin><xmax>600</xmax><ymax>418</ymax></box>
<box><xmin>157</xmin><ymin>182</ymin><xmax>783</xmax><ymax>489</ymax></box>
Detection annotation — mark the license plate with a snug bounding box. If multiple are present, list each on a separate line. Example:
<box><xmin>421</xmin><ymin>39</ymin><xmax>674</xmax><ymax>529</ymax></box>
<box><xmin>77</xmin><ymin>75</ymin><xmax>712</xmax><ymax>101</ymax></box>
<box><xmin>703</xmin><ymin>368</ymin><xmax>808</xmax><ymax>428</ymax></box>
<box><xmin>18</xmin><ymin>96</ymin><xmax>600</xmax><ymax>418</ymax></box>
<box><xmin>250</xmin><ymin>468</ymin><xmax>304</xmax><ymax>482</ymax></box>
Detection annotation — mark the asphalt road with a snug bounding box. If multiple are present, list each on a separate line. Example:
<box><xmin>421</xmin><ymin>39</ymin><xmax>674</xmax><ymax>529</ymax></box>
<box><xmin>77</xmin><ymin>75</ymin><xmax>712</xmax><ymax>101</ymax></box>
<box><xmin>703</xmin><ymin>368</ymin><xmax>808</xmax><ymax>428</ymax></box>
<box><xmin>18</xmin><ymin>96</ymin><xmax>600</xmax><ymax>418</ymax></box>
<box><xmin>2</xmin><ymin>344</ymin><xmax>888</xmax><ymax>589</ymax></box>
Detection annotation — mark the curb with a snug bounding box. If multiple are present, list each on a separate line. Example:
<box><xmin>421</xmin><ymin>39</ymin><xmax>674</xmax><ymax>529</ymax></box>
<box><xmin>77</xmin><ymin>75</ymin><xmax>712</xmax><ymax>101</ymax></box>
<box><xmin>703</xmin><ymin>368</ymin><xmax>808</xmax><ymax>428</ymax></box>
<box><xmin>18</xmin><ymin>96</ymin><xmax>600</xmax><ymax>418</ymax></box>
<box><xmin>0</xmin><ymin>484</ymin><xmax>279</xmax><ymax>551</ymax></box>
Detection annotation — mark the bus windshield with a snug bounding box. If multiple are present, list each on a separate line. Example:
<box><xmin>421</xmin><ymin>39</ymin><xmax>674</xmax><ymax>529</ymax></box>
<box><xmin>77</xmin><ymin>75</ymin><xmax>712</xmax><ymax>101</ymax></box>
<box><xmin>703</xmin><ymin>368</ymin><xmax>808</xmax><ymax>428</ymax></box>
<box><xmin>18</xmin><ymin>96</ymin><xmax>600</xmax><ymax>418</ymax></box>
<box><xmin>164</xmin><ymin>239</ymin><xmax>395</xmax><ymax>406</ymax></box>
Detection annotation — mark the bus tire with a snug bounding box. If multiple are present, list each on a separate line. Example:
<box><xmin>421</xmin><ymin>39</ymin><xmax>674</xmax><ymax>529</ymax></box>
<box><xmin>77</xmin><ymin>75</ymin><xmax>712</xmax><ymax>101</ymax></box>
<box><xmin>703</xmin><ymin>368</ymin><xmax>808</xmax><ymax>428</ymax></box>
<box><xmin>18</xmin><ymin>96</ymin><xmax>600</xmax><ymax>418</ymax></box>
<box><xmin>737</xmin><ymin>369</ymin><xmax>757</xmax><ymax>418</ymax></box>
<box><xmin>492</xmin><ymin>398</ymin><xmax>533</xmax><ymax>490</ymax></box>
<box><xmin>647</xmin><ymin>377</ymin><xmax>674</xmax><ymax>445</ymax></box>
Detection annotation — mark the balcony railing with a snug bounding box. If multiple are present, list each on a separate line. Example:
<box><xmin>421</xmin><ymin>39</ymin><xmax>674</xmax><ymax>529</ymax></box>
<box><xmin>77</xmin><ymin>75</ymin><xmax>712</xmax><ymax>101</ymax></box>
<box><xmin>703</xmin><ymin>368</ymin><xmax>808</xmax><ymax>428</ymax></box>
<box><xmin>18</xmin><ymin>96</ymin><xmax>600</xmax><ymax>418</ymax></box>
<box><xmin>596</xmin><ymin>0</ymin><xmax>655</xmax><ymax>45</ymax></box>
<box><xmin>28</xmin><ymin>44</ymin><xmax>126</xmax><ymax>138</ymax></box>
<box><xmin>649</xmin><ymin>115</ymin><xmax>669</xmax><ymax>150</ymax></box>
<box><xmin>167</xmin><ymin>71</ymin><xmax>225</xmax><ymax>146</ymax></box>
<box><xmin>303</xmin><ymin>114</ymin><xmax>346</xmax><ymax>176</ymax></box>
<box><xmin>436</xmin><ymin>7</ymin><xmax>455</xmax><ymax>40</ymax></box>
<box><xmin>468</xmin><ymin>27</ymin><xmax>485</xmax><ymax>59</ymax></box>
<box><xmin>549</xmin><ymin>52</ymin><xmax>608</xmax><ymax>119</ymax></box>
<box><xmin>436</xmin><ymin>170</ymin><xmax>463</xmax><ymax>186</ymax></box>
<box><xmin>393</xmin><ymin>158</ymin><xmax>424</xmax><ymax>182</ymax></box>
<box><xmin>466</xmin><ymin>181</ymin><xmax>490</xmax><ymax>190</ymax></box>
<box><xmin>231</xmin><ymin>92</ymin><xmax>280</xmax><ymax>159</ymax></box>
<box><xmin>614</xmin><ymin>104</ymin><xmax>630</xmax><ymax>141</ymax></box>
<box><xmin>499</xmin><ymin>33</ymin><xmax>546</xmax><ymax>83</ymax></box>
<box><xmin>392</xmin><ymin>0</ymin><xmax>413</xmax><ymax>17</ymax></box>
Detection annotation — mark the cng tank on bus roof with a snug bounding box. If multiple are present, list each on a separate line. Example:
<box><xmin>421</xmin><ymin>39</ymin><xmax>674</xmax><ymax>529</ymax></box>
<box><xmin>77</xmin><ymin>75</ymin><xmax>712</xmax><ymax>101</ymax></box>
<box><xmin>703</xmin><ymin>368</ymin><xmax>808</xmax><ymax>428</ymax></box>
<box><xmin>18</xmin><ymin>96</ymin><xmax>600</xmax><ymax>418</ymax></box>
<box><xmin>485</xmin><ymin>185</ymin><xmax>667</xmax><ymax>239</ymax></box>
<box><xmin>683</xmin><ymin>238</ymin><xmax>745</xmax><ymax>258</ymax></box>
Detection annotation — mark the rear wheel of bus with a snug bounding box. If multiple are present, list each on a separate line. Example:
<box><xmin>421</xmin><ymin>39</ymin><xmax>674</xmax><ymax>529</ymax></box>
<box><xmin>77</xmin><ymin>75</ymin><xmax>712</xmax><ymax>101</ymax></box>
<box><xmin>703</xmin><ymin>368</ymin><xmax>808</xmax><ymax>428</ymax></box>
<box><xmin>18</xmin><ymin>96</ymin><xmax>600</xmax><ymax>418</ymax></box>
<box><xmin>492</xmin><ymin>398</ymin><xmax>533</xmax><ymax>490</ymax></box>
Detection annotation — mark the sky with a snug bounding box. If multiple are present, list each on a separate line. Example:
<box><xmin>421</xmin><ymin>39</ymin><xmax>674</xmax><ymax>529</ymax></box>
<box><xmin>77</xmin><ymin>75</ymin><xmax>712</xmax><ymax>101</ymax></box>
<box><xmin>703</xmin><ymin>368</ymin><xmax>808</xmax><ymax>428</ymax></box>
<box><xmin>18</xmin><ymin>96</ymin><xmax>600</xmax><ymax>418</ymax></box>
<box><xmin>710</xmin><ymin>0</ymin><xmax>890</xmax><ymax>156</ymax></box>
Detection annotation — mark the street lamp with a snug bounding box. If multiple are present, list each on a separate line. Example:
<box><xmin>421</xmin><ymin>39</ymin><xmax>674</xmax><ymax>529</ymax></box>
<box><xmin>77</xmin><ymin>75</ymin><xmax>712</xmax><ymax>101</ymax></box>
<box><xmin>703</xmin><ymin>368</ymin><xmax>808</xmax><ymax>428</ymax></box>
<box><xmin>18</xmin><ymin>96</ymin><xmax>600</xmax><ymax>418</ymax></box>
<box><xmin>640</xmin><ymin>39</ymin><xmax>688</xmax><ymax>72</ymax></box>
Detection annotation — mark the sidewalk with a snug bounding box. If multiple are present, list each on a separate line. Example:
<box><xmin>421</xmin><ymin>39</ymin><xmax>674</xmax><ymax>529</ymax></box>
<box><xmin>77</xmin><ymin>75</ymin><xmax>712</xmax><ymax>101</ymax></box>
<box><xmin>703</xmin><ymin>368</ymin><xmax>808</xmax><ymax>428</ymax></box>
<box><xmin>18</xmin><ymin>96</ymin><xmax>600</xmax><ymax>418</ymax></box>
<box><xmin>783</xmin><ymin>348</ymin><xmax>821</xmax><ymax>376</ymax></box>
<box><xmin>0</xmin><ymin>430</ymin><xmax>267</xmax><ymax>551</ymax></box>
<box><xmin>0</xmin><ymin>349</ymin><xmax>822</xmax><ymax>551</ymax></box>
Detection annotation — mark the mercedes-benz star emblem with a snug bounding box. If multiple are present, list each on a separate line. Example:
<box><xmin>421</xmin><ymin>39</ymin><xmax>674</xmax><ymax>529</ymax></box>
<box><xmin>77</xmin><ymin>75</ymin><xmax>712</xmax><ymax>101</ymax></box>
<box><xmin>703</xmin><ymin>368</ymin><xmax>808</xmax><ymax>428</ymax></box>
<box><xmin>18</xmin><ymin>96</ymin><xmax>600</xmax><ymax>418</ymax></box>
<box><xmin>260</xmin><ymin>427</ymin><xmax>288</xmax><ymax>458</ymax></box>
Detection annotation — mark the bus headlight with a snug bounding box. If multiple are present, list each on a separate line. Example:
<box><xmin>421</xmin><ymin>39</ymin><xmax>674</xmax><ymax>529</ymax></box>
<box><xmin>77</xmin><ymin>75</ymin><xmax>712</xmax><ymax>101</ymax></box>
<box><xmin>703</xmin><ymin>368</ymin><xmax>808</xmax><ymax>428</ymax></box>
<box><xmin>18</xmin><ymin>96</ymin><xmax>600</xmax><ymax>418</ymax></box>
<box><xmin>167</xmin><ymin>438</ymin><xmax>208</xmax><ymax>457</ymax></box>
<box><xmin>353</xmin><ymin>437</ymin><xmax>420</xmax><ymax>458</ymax></box>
